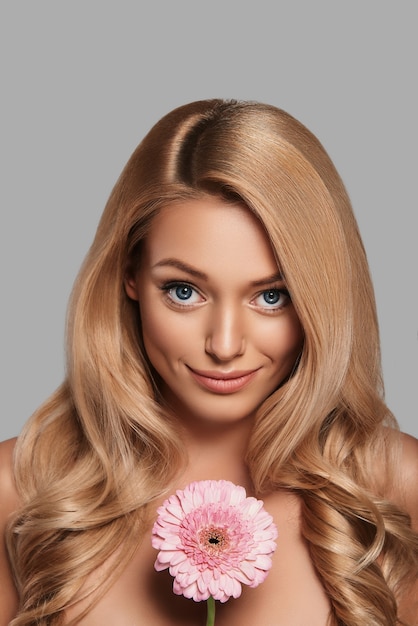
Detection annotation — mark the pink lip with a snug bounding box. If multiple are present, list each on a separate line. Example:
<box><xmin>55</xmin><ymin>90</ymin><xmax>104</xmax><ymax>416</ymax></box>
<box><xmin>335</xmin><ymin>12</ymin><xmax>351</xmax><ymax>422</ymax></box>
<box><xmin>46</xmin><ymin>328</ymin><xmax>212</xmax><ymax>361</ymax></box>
<box><xmin>187</xmin><ymin>367</ymin><xmax>259</xmax><ymax>394</ymax></box>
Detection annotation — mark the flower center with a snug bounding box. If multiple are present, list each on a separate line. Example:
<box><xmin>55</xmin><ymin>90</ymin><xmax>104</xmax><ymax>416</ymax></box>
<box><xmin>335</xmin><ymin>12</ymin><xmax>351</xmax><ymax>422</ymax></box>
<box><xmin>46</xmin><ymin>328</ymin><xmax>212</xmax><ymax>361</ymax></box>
<box><xmin>199</xmin><ymin>525</ymin><xmax>230</xmax><ymax>552</ymax></box>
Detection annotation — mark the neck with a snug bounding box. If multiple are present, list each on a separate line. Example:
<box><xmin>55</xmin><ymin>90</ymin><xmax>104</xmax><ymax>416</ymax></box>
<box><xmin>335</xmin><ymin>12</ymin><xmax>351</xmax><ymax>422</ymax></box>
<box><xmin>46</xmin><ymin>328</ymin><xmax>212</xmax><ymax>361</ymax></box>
<box><xmin>175</xmin><ymin>415</ymin><xmax>255</xmax><ymax>494</ymax></box>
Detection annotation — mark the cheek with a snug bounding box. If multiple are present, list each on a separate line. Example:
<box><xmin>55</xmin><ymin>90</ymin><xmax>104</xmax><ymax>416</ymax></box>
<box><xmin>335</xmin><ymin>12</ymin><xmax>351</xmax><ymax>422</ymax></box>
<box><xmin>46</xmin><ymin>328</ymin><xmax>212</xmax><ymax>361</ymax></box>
<box><xmin>263</xmin><ymin>314</ymin><xmax>304</xmax><ymax>363</ymax></box>
<box><xmin>139</xmin><ymin>305</ymin><xmax>191</xmax><ymax>364</ymax></box>
<box><xmin>285</xmin><ymin>315</ymin><xmax>304</xmax><ymax>352</ymax></box>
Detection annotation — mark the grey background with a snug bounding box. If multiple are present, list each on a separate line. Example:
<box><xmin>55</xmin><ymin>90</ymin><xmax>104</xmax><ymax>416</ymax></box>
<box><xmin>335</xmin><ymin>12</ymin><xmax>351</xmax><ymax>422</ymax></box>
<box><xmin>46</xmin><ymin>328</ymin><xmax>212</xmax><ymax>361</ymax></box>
<box><xmin>1</xmin><ymin>2</ymin><xmax>416</xmax><ymax>441</ymax></box>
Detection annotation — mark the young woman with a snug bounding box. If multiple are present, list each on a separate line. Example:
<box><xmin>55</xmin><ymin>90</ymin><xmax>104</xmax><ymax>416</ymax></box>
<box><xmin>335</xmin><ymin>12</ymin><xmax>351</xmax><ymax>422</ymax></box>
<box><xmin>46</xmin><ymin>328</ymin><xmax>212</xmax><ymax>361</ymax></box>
<box><xmin>0</xmin><ymin>99</ymin><xmax>417</xmax><ymax>626</ymax></box>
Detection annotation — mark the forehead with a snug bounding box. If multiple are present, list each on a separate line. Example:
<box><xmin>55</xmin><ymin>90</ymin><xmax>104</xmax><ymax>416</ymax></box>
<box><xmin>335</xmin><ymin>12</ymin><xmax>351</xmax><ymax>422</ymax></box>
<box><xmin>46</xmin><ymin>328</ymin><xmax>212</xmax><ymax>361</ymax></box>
<box><xmin>142</xmin><ymin>197</ymin><xmax>280</xmax><ymax>277</ymax></box>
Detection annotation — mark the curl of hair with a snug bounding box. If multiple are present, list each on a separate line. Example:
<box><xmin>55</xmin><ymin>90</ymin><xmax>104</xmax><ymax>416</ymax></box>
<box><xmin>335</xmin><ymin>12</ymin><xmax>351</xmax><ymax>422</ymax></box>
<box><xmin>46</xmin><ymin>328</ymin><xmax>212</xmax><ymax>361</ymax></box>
<box><xmin>7</xmin><ymin>99</ymin><xmax>418</xmax><ymax>625</ymax></box>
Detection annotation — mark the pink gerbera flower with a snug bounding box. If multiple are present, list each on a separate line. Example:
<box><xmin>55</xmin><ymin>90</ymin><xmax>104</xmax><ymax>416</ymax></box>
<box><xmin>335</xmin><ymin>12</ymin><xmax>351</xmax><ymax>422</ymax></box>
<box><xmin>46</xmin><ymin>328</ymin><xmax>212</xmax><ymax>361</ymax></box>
<box><xmin>152</xmin><ymin>479</ymin><xmax>278</xmax><ymax>603</ymax></box>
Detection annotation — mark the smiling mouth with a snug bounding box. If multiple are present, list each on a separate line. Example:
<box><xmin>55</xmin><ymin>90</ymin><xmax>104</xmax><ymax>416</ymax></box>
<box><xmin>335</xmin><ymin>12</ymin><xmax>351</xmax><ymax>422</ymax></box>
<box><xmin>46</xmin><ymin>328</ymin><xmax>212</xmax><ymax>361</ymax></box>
<box><xmin>187</xmin><ymin>367</ymin><xmax>260</xmax><ymax>394</ymax></box>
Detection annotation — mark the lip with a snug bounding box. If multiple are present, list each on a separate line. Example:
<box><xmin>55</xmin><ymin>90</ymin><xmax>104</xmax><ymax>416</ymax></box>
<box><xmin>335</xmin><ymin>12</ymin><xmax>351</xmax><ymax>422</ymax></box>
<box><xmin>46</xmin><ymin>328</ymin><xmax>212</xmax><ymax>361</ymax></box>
<box><xmin>187</xmin><ymin>367</ymin><xmax>260</xmax><ymax>394</ymax></box>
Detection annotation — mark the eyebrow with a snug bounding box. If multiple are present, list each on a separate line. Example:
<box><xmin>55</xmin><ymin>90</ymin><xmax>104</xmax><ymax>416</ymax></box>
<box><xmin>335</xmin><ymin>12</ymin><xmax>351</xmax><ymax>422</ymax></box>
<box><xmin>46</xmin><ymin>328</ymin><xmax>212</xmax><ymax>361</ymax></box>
<box><xmin>152</xmin><ymin>258</ymin><xmax>284</xmax><ymax>286</ymax></box>
<box><xmin>250</xmin><ymin>272</ymin><xmax>284</xmax><ymax>287</ymax></box>
<box><xmin>152</xmin><ymin>258</ymin><xmax>208</xmax><ymax>280</ymax></box>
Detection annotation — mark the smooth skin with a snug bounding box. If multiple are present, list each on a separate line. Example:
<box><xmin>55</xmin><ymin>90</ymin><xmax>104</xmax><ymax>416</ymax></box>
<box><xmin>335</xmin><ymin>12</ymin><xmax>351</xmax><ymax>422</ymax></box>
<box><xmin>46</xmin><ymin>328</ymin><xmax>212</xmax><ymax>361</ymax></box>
<box><xmin>0</xmin><ymin>198</ymin><xmax>417</xmax><ymax>625</ymax></box>
<box><xmin>125</xmin><ymin>198</ymin><xmax>304</xmax><ymax>436</ymax></box>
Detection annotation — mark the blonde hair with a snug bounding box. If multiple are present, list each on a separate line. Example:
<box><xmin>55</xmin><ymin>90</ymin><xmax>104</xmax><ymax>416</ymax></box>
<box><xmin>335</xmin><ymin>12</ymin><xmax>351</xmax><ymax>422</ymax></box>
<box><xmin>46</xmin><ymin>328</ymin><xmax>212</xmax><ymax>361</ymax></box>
<box><xmin>8</xmin><ymin>100</ymin><xmax>418</xmax><ymax>625</ymax></box>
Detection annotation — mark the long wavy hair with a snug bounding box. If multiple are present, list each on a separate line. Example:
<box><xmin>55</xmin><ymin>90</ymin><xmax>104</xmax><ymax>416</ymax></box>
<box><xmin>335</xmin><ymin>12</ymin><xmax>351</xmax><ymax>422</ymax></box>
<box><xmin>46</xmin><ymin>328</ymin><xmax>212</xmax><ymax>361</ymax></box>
<box><xmin>7</xmin><ymin>99</ymin><xmax>418</xmax><ymax>625</ymax></box>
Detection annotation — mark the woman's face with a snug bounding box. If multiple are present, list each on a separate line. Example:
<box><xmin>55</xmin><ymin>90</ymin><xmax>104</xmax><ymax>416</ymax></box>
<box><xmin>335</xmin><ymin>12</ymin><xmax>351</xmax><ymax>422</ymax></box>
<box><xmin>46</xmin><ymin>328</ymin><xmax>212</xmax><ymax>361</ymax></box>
<box><xmin>125</xmin><ymin>197</ymin><xmax>304</xmax><ymax>428</ymax></box>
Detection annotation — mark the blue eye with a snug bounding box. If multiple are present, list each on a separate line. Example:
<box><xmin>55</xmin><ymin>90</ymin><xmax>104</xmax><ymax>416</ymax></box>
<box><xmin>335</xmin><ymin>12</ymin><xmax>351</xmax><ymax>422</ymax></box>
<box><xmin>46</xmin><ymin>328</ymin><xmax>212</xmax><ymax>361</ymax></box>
<box><xmin>162</xmin><ymin>282</ymin><xmax>203</xmax><ymax>306</ymax></box>
<box><xmin>253</xmin><ymin>288</ymin><xmax>289</xmax><ymax>310</ymax></box>
<box><xmin>174</xmin><ymin>285</ymin><xmax>194</xmax><ymax>300</ymax></box>
<box><xmin>263</xmin><ymin>290</ymin><xmax>281</xmax><ymax>305</ymax></box>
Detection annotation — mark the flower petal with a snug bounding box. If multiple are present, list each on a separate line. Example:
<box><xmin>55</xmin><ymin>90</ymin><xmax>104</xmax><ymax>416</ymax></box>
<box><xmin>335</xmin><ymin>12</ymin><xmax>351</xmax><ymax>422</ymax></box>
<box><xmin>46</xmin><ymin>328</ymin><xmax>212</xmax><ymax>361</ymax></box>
<box><xmin>152</xmin><ymin>479</ymin><xmax>278</xmax><ymax>603</ymax></box>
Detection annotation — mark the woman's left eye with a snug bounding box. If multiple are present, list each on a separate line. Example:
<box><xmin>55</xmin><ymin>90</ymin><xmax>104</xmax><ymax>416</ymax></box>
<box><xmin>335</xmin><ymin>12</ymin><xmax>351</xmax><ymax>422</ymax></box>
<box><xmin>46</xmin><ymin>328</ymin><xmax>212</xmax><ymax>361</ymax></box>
<box><xmin>252</xmin><ymin>289</ymin><xmax>290</xmax><ymax>310</ymax></box>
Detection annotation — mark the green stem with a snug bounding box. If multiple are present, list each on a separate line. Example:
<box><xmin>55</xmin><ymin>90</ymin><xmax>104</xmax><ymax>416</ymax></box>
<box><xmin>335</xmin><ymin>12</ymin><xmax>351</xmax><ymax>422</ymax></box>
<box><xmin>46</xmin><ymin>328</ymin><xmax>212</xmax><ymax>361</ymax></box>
<box><xmin>206</xmin><ymin>596</ymin><xmax>216</xmax><ymax>626</ymax></box>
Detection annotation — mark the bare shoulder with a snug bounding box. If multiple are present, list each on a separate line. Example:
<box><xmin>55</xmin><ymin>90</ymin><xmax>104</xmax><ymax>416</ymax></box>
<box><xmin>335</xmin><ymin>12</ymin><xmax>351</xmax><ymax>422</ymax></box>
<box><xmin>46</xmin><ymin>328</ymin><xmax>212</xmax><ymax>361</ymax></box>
<box><xmin>399</xmin><ymin>431</ymin><xmax>418</xmax><ymax>471</ymax></box>
<box><xmin>396</xmin><ymin>431</ymin><xmax>418</xmax><ymax>527</ymax></box>
<box><xmin>0</xmin><ymin>437</ymin><xmax>19</xmax><ymax>509</ymax></box>
<box><xmin>382</xmin><ymin>430</ymin><xmax>418</xmax><ymax>529</ymax></box>
<box><xmin>0</xmin><ymin>437</ymin><xmax>20</xmax><ymax>625</ymax></box>
<box><xmin>393</xmin><ymin>433</ymin><xmax>418</xmax><ymax>626</ymax></box>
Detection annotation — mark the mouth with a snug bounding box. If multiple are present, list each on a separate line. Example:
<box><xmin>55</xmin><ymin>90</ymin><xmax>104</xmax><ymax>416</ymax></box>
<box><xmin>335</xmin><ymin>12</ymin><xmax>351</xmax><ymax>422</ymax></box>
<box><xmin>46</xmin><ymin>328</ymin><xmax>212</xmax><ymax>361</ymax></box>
<box><xmin>187</xmin><ymin>367</ymin><xmax>260</xmax><ymax>394</ymax></box>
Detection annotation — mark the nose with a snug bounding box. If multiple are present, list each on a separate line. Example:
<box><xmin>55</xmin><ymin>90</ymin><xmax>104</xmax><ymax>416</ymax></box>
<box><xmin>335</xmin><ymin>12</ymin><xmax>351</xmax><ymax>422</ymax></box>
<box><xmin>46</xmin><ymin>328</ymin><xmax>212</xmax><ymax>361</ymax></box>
<box><xmin>205</xmin><ymin>304</ymin><xmax>245</xmax><ymax>361</ymax></box>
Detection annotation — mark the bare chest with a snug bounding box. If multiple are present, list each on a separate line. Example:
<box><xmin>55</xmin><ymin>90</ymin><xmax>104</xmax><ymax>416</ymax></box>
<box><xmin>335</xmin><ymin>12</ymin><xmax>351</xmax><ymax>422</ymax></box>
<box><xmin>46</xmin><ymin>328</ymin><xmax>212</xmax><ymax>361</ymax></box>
<box><xmin>65</xmin><ymin>492</ymin><xmax>332</xmax><ymax>626</ymax></box>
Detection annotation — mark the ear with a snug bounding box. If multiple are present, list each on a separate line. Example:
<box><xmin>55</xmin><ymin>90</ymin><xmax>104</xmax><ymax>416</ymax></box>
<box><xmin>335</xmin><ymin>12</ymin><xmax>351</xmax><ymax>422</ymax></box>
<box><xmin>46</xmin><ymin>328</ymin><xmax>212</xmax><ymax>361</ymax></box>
<box><xmin>124</xmin><ymin>265</ymin><xmax>140</xmax><ymax>301</ymax></box>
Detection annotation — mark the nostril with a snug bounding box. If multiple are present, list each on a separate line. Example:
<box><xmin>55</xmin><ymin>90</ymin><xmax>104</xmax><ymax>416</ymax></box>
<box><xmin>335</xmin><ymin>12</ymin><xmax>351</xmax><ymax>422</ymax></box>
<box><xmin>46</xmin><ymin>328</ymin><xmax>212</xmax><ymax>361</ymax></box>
<box><xmin>204</xmin><ymin>335</ymin><xmax>245</xmax><ymax>361</ymax></box>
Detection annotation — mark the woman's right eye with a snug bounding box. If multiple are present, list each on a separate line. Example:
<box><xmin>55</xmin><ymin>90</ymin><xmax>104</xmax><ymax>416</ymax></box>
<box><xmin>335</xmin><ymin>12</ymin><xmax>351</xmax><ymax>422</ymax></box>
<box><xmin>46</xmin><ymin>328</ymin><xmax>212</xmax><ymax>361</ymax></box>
<box><xmin>162</xmin><ymin>282</ymin><xmax>203</xmax><ymax>306</ymax></box>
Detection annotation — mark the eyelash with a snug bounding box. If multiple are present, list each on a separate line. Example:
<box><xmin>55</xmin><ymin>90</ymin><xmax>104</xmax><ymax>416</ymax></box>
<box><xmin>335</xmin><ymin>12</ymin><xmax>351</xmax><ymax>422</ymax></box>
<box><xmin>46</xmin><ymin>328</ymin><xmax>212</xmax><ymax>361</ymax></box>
<box><xmin>160</xmin><ymin>281</ymin><xmax>290</xmax><ymax>312</ymax></box>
